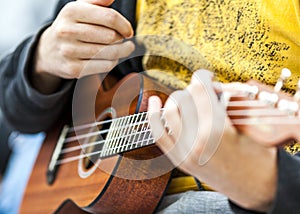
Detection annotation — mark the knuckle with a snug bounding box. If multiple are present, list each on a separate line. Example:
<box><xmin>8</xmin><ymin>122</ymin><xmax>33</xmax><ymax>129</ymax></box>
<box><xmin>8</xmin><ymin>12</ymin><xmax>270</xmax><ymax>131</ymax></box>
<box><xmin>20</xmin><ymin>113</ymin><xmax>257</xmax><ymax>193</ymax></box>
<box><xmin>103</xmin><ymin>60</ymin><xmax>118</xmax><ymax>72</ymax></box>
<box><xmin>109</xmin><ymin>47</ymin><xmax>119</xmax><ymax>59</ymax></box>
<box><xmin>105</xmin><ymin>30</ymin><xmax>118</xmax><ymax>43</ymax></box>
<box><xmin>127</xmin><ymin>41</ymin><xmax>135</xmax><ymax>52</ymax></box>
<box><xmin>59</xmin><ymin>45</ymin><xmax>76</xmax><ymax>58</ymax></box>
<box><xmin>63</xmin><ymin>62</ymin><xmax>81</xmax><ymax>78</ymax></box>
<box><xmin>55</xmin><ymin>25</ymin><xmax>75</xmax><ymax>39</ymax></box>
<box><xmin>61</xmin><ymin>2</ymin><xmax>78</xmax><ymax>15</ymax></box>
<box><xmin>122</xmin><ymin>42</ymin><xmax>135</xmax><ymax>57</ymax></box>
<box><xmin>106</xmin><ymin>9</ymin><xmax>119</xmax><ymax>25</ymax></box>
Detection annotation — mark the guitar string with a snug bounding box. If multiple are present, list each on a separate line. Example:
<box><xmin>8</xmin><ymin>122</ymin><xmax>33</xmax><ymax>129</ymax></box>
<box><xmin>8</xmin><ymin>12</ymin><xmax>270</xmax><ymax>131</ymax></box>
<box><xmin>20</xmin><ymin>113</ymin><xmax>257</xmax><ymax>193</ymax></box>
<box><xmin>57</xmin><ymin>115</ymin><xmax>153</xmax><ymax>165</ymax></box>
<box><xmin>103</xmin><ymin>113</ymin><xmax>151</xmax><ymax>156</ymax></box>
<box><xmin>64</xmin><ymin>115</ymin><xmax>149</xmax><ymax>143</ymax></box>
<box><xmin>63</xmin><ymin>104</ymin><xmax>293</xmax><ymax>155</ymax></box>
<box><xmin>63</xmin><ymin>98</ymin><xmax>267</xmax><ymax>144</ymax></box>
<box><xmin>61</xmin><ymin>122</ymin><xmax>152</xmax><ymax>155</ymax></box>
<box><xmin>65</xmin><ymin>87</ymin><xmax>270</xmax><ymax>142</ymax></box>
<box><xmin>231</xmin><ymin>117</ymin><xmax>300</xmax><ymax>125</ymax></box>
<box><xmin>227</xmin><ymin>109</ymin><xmax>288</xmax><ymax>116</ymax></box>
<box><xmin>60</xmin><ymin>113</ymin><xmax>151</xmax><ymax>157</ymax></box>
<box><xmin>56</xmin><ymin>108</ymin><xmax>298</xmax><ymax>166</ymax></box>
<box><xmin>56</xmin><ymin>137</ymin><xmax>155</xmax><ymax>165</ymax></box>
<box><xmin>63</xmin><ymin>89</ymin><xmax>251</xmax><ymax>142</ymax></box>
<box><xmin>56</xmin><ymin>95</ymin><xmax>299</xmax><ymax>165</ymax></box>
<box><xmin>64</xmin><ymin>111</ymin><xmax>156</xmax><ymax>143</ymax></box>
<box><xmin>67</xmin><ymin>110</ymin><xmax>164</xmax><ymax>134</ymax></box>
<box><xmin>63</xmin><ymin>89</ymin><xmax>251</xmax><ymax>140</ymax></box>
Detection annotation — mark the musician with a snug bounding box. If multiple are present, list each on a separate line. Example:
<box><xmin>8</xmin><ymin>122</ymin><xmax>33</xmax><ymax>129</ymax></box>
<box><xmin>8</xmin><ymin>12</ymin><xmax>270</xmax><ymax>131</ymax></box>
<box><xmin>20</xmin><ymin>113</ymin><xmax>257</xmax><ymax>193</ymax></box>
<box><xmin>0</xmin><ymin>0</ymin><xmax>299</xmax><ymax>213</ymax></box>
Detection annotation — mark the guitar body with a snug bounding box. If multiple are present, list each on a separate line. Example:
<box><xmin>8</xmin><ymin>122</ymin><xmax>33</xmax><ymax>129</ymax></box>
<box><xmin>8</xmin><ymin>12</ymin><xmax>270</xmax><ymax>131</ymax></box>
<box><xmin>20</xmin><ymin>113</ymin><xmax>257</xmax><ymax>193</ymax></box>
<box><xmin>20</xmin><ymin>73</ymin><xmax>173</xmax><ymax>214</ymax></box>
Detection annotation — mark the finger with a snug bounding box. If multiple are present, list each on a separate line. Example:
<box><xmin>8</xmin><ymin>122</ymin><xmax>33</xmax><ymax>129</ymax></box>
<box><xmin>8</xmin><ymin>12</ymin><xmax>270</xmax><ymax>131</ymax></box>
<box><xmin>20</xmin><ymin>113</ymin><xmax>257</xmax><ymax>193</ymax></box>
<box><xmin>72</xmin><ymin>2</ymin><xmax>133</xmax><ymax>38</ymax></box>
<box><xmin>171</xmin><ymin>90</ymin><xmax>200</xmax><ymax>152</ymax></box>
<box><xmin>148</xmin><ymin>96</ymin><xmax>183</xmax><ymax>166</ymax></box>
<box><xmin>147</xmin><ymin>96</ymin><xmax>175</xmax><ymax>151</ymax></box>
<box><xmin>89</xmin><ymin>41</ymin><xmax>135</xmax><ymax>60</ymax></box>
<box><xmin>188</xmin><ymin>72</ymin><xmax>228</xmax><ymax>165</ymax></box>
<box><xmin>162</xmin><ymin>90</ymin><xmax>200</xmax><ymax>167</ymax></box>
<box><xmin>189</xmin><ymin>70</ymin><xmax>220</xmax><ymax>107</ymax></box>
<box><xmin>74</xmin><ymin>23</ymin><xmax>124</xmax><ymax>44</ymax></box>
<box><xmin>55</xmin><ymin>59</ymin><xmax>119</xmax><ymax>79</ymax></box>
<box><xmin>218</xmin><ymin>82</ymin><xmax>258</xmax><ymax>95</ymax></box>
<box><xmin>147</xmin><ymin>96</ymin><xmax>164</xmax><ymax>141</ymax></box>
<box><xmin>63</xmin><ymin>40</ymin><xmax>135</xmax><ymax>60</ymax></box>
<box><xmin>163</xmin><ymin>92</ymin><xmax>182</xmax><ymax>140</ymax></box>
<box><xmin>78</xmin><ymin>59</ymin><xmax>119</xmax><ymax>77</ymax></box>
<box><xmin>191</xmin><ymin>69</ymin><xmax>214</xmax><ymax>85</ymax></box>
<box><xmin>78</xmin><ymin>0</ymin><xmax>115</xmax><ymax>7</ymax></box>
<box><xmin>192</xmin><ymin>69</ymin><xmax>224</xmax><ymax>100</ymax></box>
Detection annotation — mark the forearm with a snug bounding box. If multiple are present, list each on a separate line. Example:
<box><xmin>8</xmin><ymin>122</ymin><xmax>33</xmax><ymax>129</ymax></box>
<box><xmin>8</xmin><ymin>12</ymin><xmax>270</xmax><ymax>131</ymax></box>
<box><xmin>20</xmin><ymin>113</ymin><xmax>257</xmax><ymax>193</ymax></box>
<box><xmin>194</xmin><ymin>126</ymin><xmax>277</xmax><ymax>212</ymax></box>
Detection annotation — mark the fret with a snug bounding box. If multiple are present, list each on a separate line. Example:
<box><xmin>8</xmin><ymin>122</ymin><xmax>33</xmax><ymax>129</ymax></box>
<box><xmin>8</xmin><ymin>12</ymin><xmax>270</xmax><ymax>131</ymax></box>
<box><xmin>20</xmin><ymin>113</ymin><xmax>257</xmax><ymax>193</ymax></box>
<box><xmin>112</xmin><ymin>116</ymin><xmax>127</xmax><ymax>155</ymax></box>
<box><xmin>102</xmin><ymin>116</ymin><xmax>121</xmax><ymax>157</ymax></box>
<box><xmin>99</xmin><ymin>112</ymin><xmax>155</xmax><ymax>158</ymax></box>
<box><xmin>135</xmin><ymin>112</ymin><xmax>146</xmax><ymax>148</ymax></box>
<box><xmin>130</xmin><ymin>114</ymin><xmax>140</xmax><ymax>149</ymax></box>
<box><xmin>134</xmin><ymin>113</ymin><xmax>150</xmax><ymax>148</ymax></box>
<box><xmin>119</xmin><ymin>114</ymin><xmax>135</xmax><ymax>153</ymax></box>
<box><xmin>130</xmin><ymin>113</ymin><xmax>141</xmax><ymax>150</ymax></box>
<box><xmin>144</xmin><ymin>130</ymin><xmax>155</xmax><ymax>147</ymax></box>
<box><xmin>126</xmin><ymin>114</ymin><xmax>139</xmax><ymax>149</ymax></box>
<box><xmin>116</xmin><ymin>114</ymin><xmax>131</xmax><ymax>154</ymax></box>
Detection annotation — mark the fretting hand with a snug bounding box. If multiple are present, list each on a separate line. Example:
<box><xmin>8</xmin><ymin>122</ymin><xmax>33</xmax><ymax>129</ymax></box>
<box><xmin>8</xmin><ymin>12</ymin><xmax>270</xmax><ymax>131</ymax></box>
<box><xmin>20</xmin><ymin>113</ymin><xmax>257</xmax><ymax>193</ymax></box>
<box><xmin>148</xmin><ymin>69</ymin><xmax>277</xmax><ymax>212</ymax></box>
<box><xmin>148</xmin><ymin>69</ymin><xmax>231</xmax><ymax>172</ymax></box>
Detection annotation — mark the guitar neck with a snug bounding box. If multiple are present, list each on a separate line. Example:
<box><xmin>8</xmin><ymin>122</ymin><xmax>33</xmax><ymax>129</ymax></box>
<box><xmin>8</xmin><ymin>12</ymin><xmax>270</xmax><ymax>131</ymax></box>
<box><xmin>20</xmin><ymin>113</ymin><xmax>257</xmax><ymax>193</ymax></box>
<box><xmin>100</xmin><ymin>111</ymin><xmax>154</xmax><ymax>158</ymax></box>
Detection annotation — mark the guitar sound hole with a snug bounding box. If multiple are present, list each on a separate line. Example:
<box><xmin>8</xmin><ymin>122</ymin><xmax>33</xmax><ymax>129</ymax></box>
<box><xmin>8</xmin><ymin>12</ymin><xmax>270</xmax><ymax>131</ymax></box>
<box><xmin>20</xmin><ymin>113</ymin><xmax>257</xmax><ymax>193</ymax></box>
<box><xmin>83</xmin><ymin>116</ymin><xmax>112</xmax><ymax>170</ymax></box>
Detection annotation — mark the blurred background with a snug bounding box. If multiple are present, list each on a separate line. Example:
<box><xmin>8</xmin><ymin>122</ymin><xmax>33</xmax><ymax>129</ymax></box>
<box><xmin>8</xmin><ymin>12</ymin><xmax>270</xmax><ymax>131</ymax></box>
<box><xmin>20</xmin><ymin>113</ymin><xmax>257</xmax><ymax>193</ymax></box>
<box><xmin>0</xmin><ymin>0</ymin><xmax>57</xmax><ymax>176</ymax></box>
<box><xmin>0</xmin><ymin>0</ymin><xmax>57</xmax><ymax>57</ymax></box>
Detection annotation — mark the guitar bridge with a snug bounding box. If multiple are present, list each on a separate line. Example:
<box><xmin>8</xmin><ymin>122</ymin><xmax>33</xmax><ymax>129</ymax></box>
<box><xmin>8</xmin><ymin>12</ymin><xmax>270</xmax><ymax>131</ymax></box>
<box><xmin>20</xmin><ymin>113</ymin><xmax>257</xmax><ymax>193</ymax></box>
<box><xmin>46</xmin><ymin>125</ymin><xmax>69</xmax><ymax>185</ymax></box>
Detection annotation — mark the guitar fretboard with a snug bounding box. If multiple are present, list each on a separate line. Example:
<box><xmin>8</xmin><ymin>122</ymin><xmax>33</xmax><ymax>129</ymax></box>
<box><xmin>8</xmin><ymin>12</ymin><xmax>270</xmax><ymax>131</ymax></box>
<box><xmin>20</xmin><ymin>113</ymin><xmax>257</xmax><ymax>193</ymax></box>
<box><xmin>100</xmin><ymin>112</ymin><xmax>154</xmax><ymax>158</ymax></box>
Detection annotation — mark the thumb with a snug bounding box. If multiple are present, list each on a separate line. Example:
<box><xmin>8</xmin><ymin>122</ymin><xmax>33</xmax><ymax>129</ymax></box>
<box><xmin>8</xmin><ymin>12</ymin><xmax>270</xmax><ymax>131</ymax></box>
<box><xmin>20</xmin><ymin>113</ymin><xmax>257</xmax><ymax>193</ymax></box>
<box><xmin>78</xmin><ymin>0</ymin><xmax>114</xmax><ymax>6</ymax></box>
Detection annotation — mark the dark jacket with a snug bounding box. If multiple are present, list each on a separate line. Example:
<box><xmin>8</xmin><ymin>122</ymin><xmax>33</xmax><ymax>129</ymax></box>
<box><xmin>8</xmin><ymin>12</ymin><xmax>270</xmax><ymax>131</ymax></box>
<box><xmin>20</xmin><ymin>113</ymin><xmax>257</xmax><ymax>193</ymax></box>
<box><xmin>0</xmin><ymin>0</ymin><xmax>299</xmax><ymax>213</ymax></box>
<box><xmin>0</xmin><ymin>0</ymin><xmax>143</xmax><ymax>133</ymax></box>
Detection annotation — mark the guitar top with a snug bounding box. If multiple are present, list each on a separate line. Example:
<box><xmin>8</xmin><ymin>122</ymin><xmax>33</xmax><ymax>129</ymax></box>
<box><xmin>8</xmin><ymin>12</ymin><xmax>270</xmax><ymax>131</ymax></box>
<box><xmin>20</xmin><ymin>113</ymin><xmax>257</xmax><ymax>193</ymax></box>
<box><xmin>20</xmin><ymin>73</ymin><xmax>174</xmax><ymax>214</ymax></box>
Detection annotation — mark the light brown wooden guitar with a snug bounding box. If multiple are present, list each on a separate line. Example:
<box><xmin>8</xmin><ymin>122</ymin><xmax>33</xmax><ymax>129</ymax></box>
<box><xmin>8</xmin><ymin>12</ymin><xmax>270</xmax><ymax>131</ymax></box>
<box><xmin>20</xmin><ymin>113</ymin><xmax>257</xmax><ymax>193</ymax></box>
<box><xmin>20</xmin><ymin>73</ymin><xmax>174</xmax><ymax>214</ymax></box>
<box><xmin>21</xmin><ymin>69</ymin><xmax>300</xmax><ymax>213</ymax></box>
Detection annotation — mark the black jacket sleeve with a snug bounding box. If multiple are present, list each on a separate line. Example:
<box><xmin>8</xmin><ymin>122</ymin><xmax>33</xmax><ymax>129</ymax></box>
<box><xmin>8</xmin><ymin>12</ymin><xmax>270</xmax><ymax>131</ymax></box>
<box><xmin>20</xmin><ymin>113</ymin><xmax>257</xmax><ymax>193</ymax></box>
<box><xmin>268</xmin><ymin>149</ymin><xmax>300</xmax><ymax>214</ymax></box>
<box><xmin>229</xmin><ymin>149</ymin><xmax>300</xmax><ymax>214</ymax></box>
<box><xmin>0</xmin><ymin>0</ymin><xmax>143</xmax><ymax>133</ymax></box>
<box><xmin>0</xmin><ymin>25</ymin><xmax>75</xmax><ymax>133</ymax></box>
<box><xmin>0</xmin><ymin>0</ymin><xmax>75</xmax><ymax>133</ymax></box>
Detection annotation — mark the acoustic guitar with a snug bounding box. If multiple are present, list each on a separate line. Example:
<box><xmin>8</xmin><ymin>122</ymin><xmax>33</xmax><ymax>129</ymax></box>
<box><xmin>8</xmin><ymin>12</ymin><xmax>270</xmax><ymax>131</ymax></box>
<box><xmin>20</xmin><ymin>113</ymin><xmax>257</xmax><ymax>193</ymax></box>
<box><xmin>20</xmin><ymin>69</ymin><xmax>300</xmax><ymax>213</ymax></box>
<box><xmin>20</xmin><ymin>73</ymin><xmax>174</xmax><ymax>214</ymax></box>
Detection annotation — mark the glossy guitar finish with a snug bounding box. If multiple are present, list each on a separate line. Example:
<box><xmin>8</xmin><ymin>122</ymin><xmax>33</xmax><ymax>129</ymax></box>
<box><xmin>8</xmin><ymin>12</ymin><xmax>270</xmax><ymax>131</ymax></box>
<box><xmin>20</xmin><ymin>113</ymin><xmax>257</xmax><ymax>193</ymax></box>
<box><xmin>20</xmin><ymin>73</ymin><xmax>173</xmax><ymax>214</ymax></box>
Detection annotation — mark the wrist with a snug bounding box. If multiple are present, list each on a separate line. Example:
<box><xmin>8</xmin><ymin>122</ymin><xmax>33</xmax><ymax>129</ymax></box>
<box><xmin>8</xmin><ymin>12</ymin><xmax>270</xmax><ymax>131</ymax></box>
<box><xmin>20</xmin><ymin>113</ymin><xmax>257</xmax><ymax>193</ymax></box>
<box><xmin>32</xmin><ymin>28</ymin><xmax>62</xmax><ymax>94</ymax></box>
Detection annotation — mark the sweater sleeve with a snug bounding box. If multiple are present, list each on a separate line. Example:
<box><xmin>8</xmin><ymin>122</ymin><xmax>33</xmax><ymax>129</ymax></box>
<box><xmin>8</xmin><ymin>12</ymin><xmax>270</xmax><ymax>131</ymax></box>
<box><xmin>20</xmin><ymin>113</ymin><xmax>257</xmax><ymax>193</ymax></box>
<box><xmin>268</xmin><ymin>149</ymin><xmax>300</xmax><ymax>214</ymax></box>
